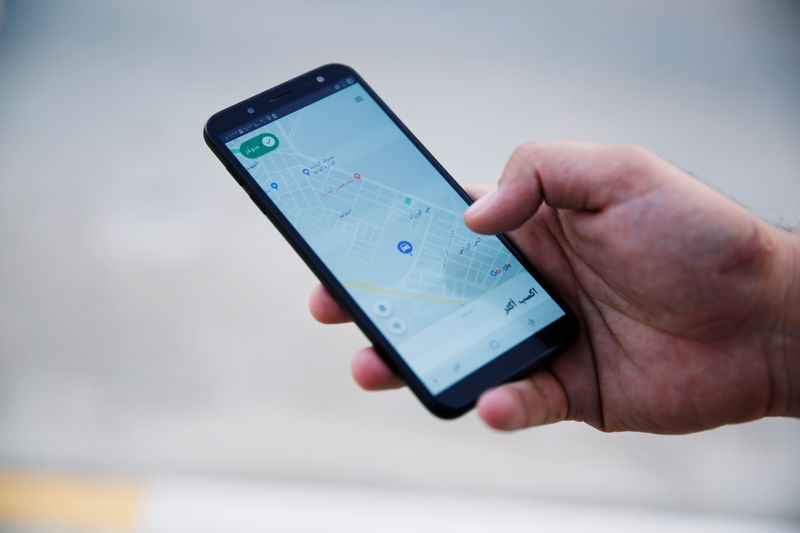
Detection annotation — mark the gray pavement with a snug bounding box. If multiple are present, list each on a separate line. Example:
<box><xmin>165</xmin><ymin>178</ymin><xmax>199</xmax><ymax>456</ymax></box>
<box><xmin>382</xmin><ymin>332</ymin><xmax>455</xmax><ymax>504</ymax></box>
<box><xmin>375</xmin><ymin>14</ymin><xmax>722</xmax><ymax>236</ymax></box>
<box><xmin>0</xmin><ymin>0</ymin><xmax>798</xmax><ymax>524</ymax></box>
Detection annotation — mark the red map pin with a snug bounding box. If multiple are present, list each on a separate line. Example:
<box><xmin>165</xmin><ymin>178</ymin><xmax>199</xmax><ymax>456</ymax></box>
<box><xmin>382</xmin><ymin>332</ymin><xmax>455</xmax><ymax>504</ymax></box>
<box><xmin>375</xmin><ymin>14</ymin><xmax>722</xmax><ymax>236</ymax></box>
<box><xmin>353</xmin><ymin>172</ymin><xmax>362</xmax><ymax>180</ymax></box>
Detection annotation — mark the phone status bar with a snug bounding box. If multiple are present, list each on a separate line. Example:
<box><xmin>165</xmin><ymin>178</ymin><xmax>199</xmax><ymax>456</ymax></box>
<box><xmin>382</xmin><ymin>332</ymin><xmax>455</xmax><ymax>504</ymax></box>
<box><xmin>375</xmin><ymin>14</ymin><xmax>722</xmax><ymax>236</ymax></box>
<box><xmin>219</xmin><ymin>76</ymin><xmax>357</xmax><ymax>143</ymax></box>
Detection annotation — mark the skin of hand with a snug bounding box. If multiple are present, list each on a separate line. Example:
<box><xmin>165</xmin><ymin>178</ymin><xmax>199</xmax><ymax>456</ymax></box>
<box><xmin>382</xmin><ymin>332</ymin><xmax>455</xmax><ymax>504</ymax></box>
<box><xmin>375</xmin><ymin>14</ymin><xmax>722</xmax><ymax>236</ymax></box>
<box><xmin>309</xmin><ymin>141</ymin><xmax>800</xmax><ymax>433</ymax></box>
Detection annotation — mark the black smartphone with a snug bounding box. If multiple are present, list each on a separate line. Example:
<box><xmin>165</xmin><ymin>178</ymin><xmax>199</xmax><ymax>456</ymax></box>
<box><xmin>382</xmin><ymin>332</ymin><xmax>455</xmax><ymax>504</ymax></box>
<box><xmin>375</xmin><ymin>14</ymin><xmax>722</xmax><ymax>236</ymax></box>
<box><xmin>204</xmin><ymin>64</ymin><xmax>579</xmax><ymax>418</ymax></box>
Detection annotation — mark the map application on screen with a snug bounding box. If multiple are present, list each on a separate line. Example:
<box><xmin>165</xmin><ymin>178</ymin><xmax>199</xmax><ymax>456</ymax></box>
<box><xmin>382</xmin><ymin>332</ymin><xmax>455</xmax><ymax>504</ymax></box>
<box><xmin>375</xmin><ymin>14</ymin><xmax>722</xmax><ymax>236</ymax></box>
<box><xmin>224</xmin><ymin>82</ymin><xmax>565</xmax><ymax>394</ymax></box>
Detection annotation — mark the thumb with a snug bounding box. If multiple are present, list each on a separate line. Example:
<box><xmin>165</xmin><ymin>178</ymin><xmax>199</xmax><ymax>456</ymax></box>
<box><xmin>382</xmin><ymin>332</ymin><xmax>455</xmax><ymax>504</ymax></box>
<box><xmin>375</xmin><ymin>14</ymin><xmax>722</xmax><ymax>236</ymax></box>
<box><xmin>464</xmin><ymin>142</ymin><xmax>660</xmax><ymax>234</ymax></box>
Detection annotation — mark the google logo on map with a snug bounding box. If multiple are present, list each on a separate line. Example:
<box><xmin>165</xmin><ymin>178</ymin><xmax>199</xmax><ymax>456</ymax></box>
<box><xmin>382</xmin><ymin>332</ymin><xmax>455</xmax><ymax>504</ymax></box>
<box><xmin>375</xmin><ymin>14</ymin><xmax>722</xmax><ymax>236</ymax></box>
<box><xmin>490</xmin><ymin>262</ymin><xmax>513</xmax><ymax>277</ymax></box>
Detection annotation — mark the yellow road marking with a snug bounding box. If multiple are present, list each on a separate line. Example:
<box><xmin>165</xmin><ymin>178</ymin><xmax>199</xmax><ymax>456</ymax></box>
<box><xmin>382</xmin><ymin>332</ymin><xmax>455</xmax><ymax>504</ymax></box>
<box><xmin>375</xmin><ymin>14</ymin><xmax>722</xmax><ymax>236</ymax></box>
<box><xmin>333</xmin><ymin>267</ymin><xmax>466</xmax><ymax>306</ymax></box>
<box><xmin>0</xmin><ymin>471</ymin><xmax>140</xmax><ymax>532</ymax></box>
<box><xmin>341</xmin><ymin>280</ymin><xmax>464</xmax><ymax>306</ymax></box>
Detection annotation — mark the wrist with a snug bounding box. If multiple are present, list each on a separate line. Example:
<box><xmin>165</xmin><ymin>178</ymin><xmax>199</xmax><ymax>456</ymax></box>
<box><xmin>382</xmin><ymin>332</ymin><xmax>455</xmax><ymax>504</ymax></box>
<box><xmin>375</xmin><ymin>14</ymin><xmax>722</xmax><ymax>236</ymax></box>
<box><xmin>765</xmin><ymin>231</ymin><xmax>800</xmax><ymax>417</ymax></box>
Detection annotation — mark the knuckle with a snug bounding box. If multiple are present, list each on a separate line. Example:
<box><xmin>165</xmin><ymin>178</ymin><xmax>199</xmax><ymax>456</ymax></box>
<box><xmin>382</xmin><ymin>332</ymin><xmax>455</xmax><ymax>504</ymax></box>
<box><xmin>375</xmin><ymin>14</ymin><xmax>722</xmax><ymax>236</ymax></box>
<box><xmin>613</xmin><ymin>143</ymin><xmax>656</xmax><ymax>173</ymax></box>
<box><xmin>509</xmin><ymin>141</ymin><xmax>539</xmax><ymax>165</ymax></box>
<box><xmin>502</xmin><ymin>142</ymin><xmax>542</xmax><ymax>186</ymax></box>
<box><xmin>600</xmin><ymin>144</ymin><xmax>661</xmax><ymax>196</ymax></box>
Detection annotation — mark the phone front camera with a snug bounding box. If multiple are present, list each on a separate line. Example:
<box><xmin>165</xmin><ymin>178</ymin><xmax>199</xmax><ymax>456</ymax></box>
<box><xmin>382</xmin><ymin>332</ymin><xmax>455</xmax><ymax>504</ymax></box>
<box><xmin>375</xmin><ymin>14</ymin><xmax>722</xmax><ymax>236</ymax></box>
<box><xmin>247</xmin><ymin>107</ymin><xmax>255</xmax><ymax>114</ymax></box>
<box><xmin>316</xmin><ymin>76</ymin><xmax>325</xmax><ymax>83</ymax></box>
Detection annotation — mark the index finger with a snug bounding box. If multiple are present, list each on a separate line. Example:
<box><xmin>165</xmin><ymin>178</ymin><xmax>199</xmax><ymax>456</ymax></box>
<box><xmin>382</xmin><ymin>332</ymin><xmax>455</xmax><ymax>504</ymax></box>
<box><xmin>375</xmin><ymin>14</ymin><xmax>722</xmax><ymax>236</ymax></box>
<box><xmin>308</xmin><ymin>283</ymin><xmax>352</xmax><ymax>324</ymax></box>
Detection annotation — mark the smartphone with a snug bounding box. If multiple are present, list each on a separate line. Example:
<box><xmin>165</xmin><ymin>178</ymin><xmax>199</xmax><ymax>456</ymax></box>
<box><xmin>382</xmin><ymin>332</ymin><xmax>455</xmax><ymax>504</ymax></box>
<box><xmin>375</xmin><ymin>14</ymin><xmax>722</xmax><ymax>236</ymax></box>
<box><xmin>204</xmin><ymin>64</ymin><xmax>579</xmax><ymax>418</ymax></box>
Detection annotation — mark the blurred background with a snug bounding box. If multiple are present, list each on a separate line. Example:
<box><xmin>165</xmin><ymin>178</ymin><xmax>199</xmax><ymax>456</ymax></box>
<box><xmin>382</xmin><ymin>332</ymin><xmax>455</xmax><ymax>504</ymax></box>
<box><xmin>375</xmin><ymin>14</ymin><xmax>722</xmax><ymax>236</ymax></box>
<box><xmin>0</xmin><ymin>1</ymin><xmax>798</xmax><ymax>531</ymax></box>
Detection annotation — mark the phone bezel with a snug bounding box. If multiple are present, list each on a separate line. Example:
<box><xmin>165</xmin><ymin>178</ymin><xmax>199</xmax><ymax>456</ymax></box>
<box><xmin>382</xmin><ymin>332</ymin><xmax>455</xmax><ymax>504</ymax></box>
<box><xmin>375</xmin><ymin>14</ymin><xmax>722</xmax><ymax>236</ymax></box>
<box><xmin>204</xmin><ymin>63</ymin><xmax>579</xmax><ymax>418</ymax></box>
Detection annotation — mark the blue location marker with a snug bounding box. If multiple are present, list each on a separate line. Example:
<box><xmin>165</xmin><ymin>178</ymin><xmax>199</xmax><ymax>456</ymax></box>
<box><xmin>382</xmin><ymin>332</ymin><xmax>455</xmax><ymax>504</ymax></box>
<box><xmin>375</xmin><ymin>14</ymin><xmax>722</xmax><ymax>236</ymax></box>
<box><xmin>397</xmin><ymin>240</ymin><xmax>413</xmax><ymax>254</ymax></box>
<box><xmin>270</xmin><ymin>182</ymin><xmax>278</xmax><ymax>190</ymax></box>
<box><xmin>302</xmin><ymin>168</ymin><xmax>310</xmax><ymax>175</ymax></box>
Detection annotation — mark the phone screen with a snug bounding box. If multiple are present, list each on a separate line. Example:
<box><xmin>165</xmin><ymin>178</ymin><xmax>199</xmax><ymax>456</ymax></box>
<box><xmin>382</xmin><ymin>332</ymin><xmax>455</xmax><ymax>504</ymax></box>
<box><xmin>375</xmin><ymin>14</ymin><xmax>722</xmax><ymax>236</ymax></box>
<box><xmin>222</xmin><ymin>79</ymin><xmax>565</xmax><ymax>394</ymax></box>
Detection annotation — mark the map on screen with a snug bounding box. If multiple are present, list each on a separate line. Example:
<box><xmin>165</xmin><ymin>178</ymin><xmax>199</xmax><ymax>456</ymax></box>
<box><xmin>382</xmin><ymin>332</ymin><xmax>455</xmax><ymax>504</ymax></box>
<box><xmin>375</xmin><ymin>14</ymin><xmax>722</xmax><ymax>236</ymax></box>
<box><xmin>225</xmin><ymin>82</ymin><xmax>563</xmax><ymax>393</ymax></box>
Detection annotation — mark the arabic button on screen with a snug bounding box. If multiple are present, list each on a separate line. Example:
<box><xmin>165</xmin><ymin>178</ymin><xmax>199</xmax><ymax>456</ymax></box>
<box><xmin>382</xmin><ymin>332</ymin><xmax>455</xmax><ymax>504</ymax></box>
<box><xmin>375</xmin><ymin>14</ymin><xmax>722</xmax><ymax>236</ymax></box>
<box><xmin>239</xmin><ymin>133</ymin><xmax>279</xmax><ymax>159</ymax></box>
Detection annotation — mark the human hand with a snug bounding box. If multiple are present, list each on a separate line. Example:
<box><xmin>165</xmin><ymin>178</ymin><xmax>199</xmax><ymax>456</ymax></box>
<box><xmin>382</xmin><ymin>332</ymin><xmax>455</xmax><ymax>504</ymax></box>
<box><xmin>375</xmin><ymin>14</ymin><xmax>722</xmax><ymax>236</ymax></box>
<box><xmin>309</xmin><ymin>142</ymin><xmax>800</xmax><ymax>433</ymax></box>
